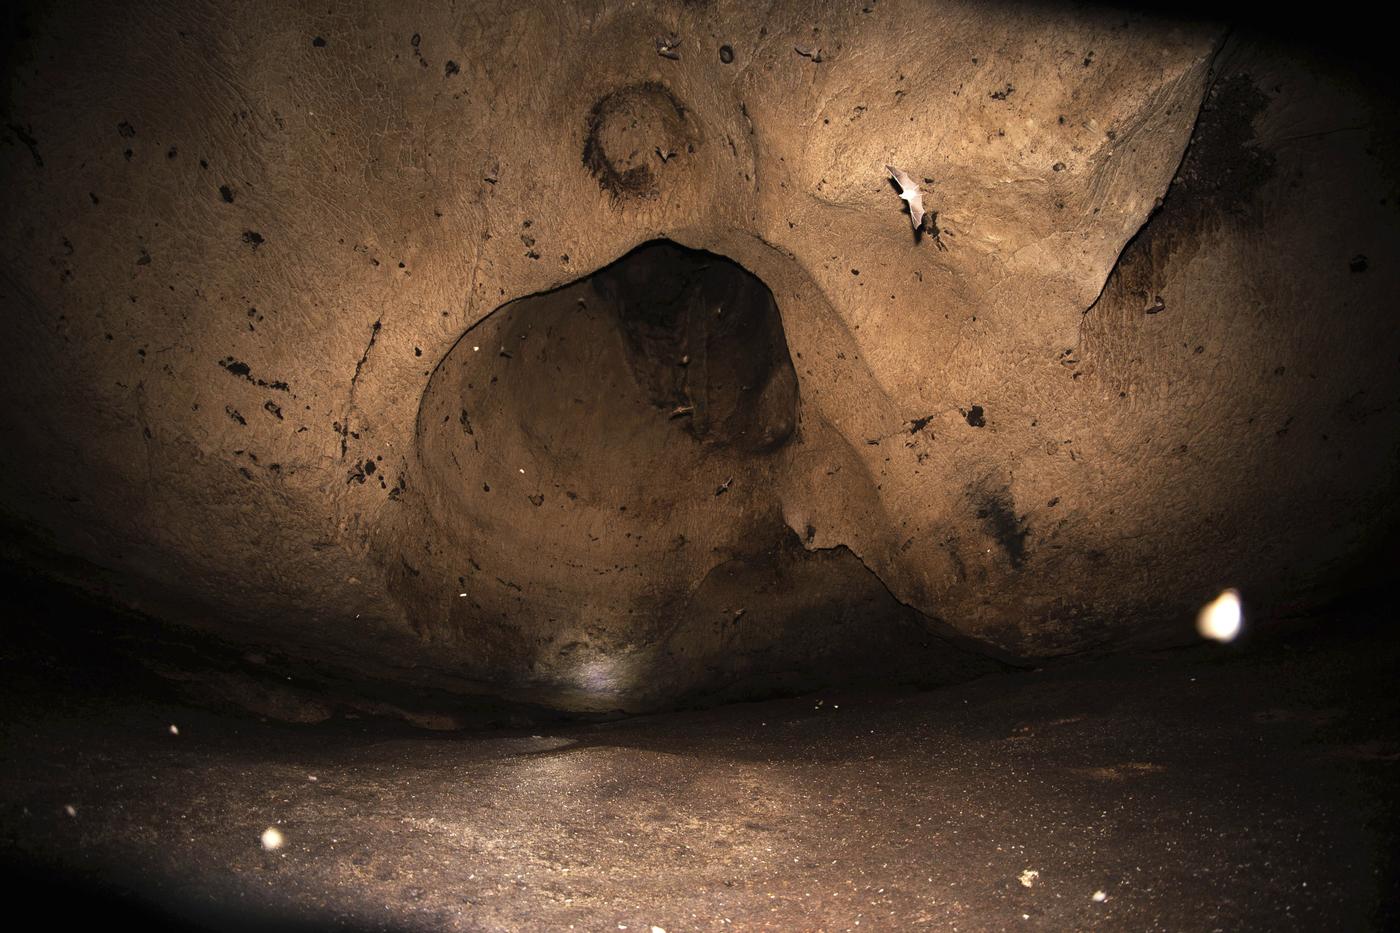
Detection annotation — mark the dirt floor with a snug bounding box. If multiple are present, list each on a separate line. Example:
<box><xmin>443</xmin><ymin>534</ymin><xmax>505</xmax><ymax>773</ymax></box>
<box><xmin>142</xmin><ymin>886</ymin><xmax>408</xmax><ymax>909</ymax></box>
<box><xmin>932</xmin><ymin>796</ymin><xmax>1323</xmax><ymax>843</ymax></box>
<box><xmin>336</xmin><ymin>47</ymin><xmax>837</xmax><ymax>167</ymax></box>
<box><xmin>2</xmin><ymin>574</ymin><xmax>1397</xmax><ymax>932</ymax></box>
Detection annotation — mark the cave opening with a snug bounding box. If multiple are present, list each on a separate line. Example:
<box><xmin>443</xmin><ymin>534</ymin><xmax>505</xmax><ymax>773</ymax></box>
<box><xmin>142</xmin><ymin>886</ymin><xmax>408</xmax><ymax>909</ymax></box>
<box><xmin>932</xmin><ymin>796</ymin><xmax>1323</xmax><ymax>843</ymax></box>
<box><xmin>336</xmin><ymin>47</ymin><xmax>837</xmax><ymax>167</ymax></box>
<box><xmin>402</xmin><ymin>240</ymin><xmax>998</xmax><ymax>711</ymax></box>
<box><xmin>419</xmin><ymin>239</ymin><xmax>801</xmax><ymax>519</ymax></box>
<box><xmin>590</xmin><ymin>239</ymin><xmax>800</xmax><ymax>455</ymax></box>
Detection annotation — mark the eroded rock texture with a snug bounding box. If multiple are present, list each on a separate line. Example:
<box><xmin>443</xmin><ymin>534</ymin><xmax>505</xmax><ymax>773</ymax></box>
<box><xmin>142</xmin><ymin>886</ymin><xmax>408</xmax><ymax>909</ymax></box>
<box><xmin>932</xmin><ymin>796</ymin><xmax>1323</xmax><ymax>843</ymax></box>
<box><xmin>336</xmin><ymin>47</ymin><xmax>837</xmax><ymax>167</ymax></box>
<box><xmin>1</xmin><ymin>0</ymin><xmax>1396</xmax><ymax>713</ymax></box>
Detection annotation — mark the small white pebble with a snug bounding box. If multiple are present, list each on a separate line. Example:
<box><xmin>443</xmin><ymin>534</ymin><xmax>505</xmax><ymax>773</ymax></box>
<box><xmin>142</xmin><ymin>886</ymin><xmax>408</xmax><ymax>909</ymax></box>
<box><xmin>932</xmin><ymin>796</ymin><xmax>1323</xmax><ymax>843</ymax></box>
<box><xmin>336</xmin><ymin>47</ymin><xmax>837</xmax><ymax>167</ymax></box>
<box><xmin>169</xmin><ymin>724</ymin><xmax>180</xmax><ymax>735</ymax></box>
<box><xmin>473</xmin><ymin>346</ymin><xmax>480</xmax><ymax>352</ymax></box>
<box><xmin>652</xmin><ymin>927</ymin><xmax>666</xmax><ymax>933</ymax></box>
<box><xmin>1019</xmin><ymin>869</ymin><xmax>1040</xmax><ymax>888</ymax></box>
<box><xmin>1092</xmin><ymin>890</ymin><xmax>1108</xmax><ymax>903</ymax></box>
<box><xmin>64</xmin><ymin>804</ymin><xmax>77</xmax><ymax>817</ymax></box>
<box><xmin>307</xmin><ymin>775</ymin><xmax>318</xmax><ymax>782</ymax></box>
<box><xmin>261</xmin><ymin>826</ymin><xmax>284</xmax><ymax>851</ymax></box>
<box><xmin>519</xmin><ymin>468</ymin><xmax>526</xmax><ymax>474</ymax></box>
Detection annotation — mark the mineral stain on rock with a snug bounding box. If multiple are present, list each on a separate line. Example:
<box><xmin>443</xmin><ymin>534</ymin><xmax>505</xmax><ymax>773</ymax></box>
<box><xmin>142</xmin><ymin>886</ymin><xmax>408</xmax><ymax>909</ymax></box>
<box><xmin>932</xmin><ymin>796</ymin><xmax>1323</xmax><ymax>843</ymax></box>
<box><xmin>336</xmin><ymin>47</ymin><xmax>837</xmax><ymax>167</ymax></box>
<box><xmin>977</xmin><ymin>489</ymin><xmax>1029</xmax><ymax>569</ymax></box>
<box><xmin>219</xmin><ymin>357</ymin><xmax>290</xmax><ymax>392</ymax></box>
<box><xmin>1084</xmin><ymin>72</ymin><xmax>1276</xmax><ymax>341</ymax></box>
<box><xmin>582</xmin><ymin>82</ymin><xmax>695</xmax><ymax>201</ymax></box>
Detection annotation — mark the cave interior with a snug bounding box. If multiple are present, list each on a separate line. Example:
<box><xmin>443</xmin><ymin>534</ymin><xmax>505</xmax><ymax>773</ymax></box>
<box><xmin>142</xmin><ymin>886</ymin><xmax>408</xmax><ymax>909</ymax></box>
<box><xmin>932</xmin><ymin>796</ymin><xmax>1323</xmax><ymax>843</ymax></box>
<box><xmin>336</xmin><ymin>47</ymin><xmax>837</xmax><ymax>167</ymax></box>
<box><xmin>1</xmin><ymin>0</ymin><xmax>1398</xmax><ymax>930</ymax></box>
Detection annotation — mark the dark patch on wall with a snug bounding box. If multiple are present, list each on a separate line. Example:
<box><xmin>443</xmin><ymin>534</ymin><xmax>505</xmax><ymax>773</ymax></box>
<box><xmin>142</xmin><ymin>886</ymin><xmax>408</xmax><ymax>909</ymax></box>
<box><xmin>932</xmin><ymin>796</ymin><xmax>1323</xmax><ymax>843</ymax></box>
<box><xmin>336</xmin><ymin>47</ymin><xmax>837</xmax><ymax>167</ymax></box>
<box><xmin>218</xmin><ymin>357</ymin><xmax>290</xmax><ymax>392</ymax></box>
<box><xmin>346</xmin><ymin>459</ymin><xmax>376</xmax><ymax>485</ymax></box>
<box><xmin>1102</xmin><ymin>71</ymin><xmax>1274</xmax><ymax>292</ymax></box>
<box><xmin>642</xmin><ymin>528</ymin><xmax>1010</xmax><ymax>711</ymax></box>
<box><xmin>977</xmin><ymin>490</ymin><xmax>1029</xmax><ymax>569</ymax></box>
<box><xmin>1167</xmin><ymin>73</ymin><xmax>1276</xmax><ymax>218</ymax></box>
<box><xmin>1081</xmin><ymin>68</ymin><xmax>1277</xmax><ymax>381</ymax></box>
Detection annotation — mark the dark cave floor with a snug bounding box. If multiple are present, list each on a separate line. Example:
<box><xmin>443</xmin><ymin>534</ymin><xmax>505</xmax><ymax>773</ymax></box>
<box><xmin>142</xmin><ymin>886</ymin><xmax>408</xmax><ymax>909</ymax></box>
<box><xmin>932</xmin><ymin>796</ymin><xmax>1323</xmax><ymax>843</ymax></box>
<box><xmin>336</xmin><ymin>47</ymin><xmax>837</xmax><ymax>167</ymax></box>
<box><xmin>2</xmin><ymin>590</ymin><xmax>1397</xmax><ymax>931</ymax></box>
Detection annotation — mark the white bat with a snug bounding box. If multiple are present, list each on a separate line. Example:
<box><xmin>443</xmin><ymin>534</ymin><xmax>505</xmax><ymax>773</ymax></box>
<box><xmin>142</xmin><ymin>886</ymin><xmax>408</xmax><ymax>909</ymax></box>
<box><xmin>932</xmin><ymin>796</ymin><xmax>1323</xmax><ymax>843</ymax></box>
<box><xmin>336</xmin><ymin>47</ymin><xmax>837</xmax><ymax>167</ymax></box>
<box><xmin>886</xmin><ymin>164</ymin><xmax>926</xmax><ymax>233</ymax></box>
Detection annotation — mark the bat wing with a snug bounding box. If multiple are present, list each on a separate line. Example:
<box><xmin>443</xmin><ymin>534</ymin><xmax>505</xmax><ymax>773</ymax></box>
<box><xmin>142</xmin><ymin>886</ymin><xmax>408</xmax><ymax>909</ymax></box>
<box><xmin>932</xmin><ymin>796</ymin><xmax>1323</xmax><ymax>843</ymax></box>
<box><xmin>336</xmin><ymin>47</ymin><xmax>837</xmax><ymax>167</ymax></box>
<box><xmin>906</xmin><ymin>190</ymin><xmax>926</xmax><ymax>232</ymax></box>
<box><xmin>886</xmin><ymin>165</ymin><xmax>925</xmax><ymax>231</ymax></box>
<box><xmin>885</xmin><ymin>164</ymin><xmax>916</xmax><ymax>193</ymax></box>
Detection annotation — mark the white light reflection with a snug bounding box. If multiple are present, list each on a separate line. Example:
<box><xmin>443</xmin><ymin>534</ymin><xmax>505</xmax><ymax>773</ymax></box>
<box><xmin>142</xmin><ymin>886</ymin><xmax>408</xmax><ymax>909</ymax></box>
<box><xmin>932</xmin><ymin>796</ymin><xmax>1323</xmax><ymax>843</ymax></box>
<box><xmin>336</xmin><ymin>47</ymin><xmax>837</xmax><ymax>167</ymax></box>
<box><xmin>1197</xmin><ymin>588</ymin><xmax>1243</xmax><ymax>642</ymax></box>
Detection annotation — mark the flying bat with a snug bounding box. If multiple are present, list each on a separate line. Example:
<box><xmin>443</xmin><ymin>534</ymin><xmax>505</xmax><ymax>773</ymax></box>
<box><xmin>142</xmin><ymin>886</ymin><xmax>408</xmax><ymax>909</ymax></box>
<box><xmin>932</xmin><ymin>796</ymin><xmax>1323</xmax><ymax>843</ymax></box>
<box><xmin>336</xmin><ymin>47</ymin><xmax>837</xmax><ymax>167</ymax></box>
<box><xmin>886</xmin><ymin>164</ymin><xmax>926</xmax><ymax>234</ymax></box>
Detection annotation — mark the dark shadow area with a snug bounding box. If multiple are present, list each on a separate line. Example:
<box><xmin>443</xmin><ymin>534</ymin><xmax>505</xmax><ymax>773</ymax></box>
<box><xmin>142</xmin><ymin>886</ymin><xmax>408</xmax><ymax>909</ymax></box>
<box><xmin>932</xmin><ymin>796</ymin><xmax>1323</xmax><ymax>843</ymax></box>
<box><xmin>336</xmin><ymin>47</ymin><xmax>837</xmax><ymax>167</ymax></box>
<box><xmin>2</xmin><ymin>553</ymin><xmax>1397</xmax><ymax>930</ymax></box>
<box><xmin>2</xmin><ymin>2</ymin><xmax>1398</xmax><ymax>929</ymax></box>
<box><xmin>0</xmin><ymin>541</ymin><xmax>589</xmax><ymax>732</ymax></box>
<box><xmin>0</xmin><ymin>859</ymin><xmax>377</xmax><ymax>933</ymax></box>
<box><xmin>591</xmin><ymin>240</ymin><xmax>800</xmax><ymax>453</ymax></box>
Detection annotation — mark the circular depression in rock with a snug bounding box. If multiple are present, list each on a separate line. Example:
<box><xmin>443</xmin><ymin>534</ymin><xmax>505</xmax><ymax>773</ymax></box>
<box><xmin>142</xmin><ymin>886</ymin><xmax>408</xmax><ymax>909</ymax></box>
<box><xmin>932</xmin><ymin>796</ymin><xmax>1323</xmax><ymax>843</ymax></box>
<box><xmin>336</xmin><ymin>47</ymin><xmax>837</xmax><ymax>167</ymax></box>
<box><xmin>582</xmin><ymin>83</ymin><xmax>697</xmax><ymax>200</ymax></box>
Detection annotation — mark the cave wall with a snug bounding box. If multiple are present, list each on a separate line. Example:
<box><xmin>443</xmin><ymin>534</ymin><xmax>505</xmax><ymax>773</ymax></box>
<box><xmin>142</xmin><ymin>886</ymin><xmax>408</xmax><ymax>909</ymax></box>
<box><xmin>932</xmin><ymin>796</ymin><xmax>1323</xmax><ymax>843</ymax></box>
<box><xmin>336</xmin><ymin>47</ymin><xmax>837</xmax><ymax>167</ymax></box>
<box><xmin>1</xmin><ymin>0</ymin><xmax>1396</xmax><ymax>711</ymax></box>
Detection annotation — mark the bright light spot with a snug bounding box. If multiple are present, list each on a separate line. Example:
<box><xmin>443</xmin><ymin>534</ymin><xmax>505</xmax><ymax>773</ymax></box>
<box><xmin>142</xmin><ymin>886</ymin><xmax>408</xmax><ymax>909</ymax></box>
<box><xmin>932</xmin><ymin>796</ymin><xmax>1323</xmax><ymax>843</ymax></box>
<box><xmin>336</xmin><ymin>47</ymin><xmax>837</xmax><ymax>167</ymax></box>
<box><xmin>64</xmin><ymin>804</ymin><xmax>76</xmax><ymax>817</ymax></box>
<box><xmin>572</xmin><ymin>657</ymin><xmax>631</xmax><ymax>695</ymax></box>
<box><xmin>1092</xmin><ymin>890</ymin><xmax>1108</xmax><ymax>903</ymax></box>
<box><xmin>459</xmin><ymin>592</ymin><xmax>468</xmax><ymax>597</ymax></box>
<box><xmin>473</xmin><ymin>346</ymin><xmax>480</xmax><ymax>352</ymax></box>
<box><xmin>168</xmin><ymin>724</ymin><xmax>179</xmax><ymax>735</ymax></box>
<box><xmin>1019</xmin><ymin>869</ymin><xmax>1040</xmax><ymax>888</ymax></box>
<box><xmin>1197</xmin><ymin>588</ymin><xmax>1243</xmax><ymax>642</ymax></box>
<box><xmin>519</xmin><ymin>468</ymin><xmax>526</xmax><ymax>474</ymax></box>
<box><xmin>652</xmin><ymin>927</ymin><xmax>667</xmax><ymax>933</ymax></box>
<box><xmin>261</xmin><ymin>826</ymin><xmax>284</xmax><ymax>851</ymax></box>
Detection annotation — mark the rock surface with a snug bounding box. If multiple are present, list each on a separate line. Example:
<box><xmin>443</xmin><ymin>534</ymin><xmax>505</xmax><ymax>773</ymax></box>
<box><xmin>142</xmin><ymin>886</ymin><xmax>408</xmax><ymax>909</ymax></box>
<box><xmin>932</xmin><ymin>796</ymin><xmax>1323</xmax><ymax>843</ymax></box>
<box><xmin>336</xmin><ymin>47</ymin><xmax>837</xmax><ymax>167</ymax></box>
<box><xmin>1</xmin><ymin>1</ymin><xmax>1396</xmax><ymax>711</ymax></box>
